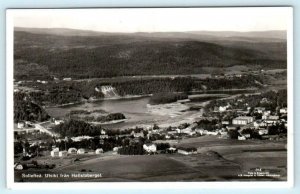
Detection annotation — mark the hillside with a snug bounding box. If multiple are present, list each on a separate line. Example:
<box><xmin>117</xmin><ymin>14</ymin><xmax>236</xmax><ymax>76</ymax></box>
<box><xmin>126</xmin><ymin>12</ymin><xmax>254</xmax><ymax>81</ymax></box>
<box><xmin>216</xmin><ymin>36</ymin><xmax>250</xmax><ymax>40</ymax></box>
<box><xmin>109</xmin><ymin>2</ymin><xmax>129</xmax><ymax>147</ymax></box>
<box><xmin>14</xmin><ymin>28</ymin><xmax>287</xmax><ymax>80</ymax></box>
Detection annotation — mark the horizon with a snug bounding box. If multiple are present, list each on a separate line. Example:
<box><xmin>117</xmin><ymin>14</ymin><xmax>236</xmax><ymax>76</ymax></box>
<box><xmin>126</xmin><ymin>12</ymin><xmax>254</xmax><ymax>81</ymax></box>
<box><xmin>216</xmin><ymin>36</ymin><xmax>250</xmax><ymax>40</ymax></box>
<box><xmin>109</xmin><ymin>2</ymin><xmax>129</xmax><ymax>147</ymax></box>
<box><xmin>14</xmin><ymin>26</ymin><xmax>287</xmax><ymax>34</ymax></box>
<box><xmin>9</xmin><ymin>7</ymin><xmax>291</xmax><ymax>33</ymax></box>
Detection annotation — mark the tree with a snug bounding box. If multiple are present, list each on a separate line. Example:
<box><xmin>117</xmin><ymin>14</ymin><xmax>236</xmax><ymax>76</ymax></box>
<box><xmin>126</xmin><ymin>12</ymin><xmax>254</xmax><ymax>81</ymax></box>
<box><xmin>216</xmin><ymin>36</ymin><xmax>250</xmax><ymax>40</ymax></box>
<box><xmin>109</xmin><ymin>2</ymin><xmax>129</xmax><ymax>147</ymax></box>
<box><xmin>228</xmin><ymin>130</ymin><xmax>239</xmax><ymax>139</ymax></box>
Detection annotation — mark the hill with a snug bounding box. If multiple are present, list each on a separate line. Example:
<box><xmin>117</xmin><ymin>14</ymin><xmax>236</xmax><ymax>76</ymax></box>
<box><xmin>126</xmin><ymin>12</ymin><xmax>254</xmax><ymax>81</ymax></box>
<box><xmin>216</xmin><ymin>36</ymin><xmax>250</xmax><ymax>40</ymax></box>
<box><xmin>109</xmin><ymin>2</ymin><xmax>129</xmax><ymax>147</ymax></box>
<box><xmin>13</xmin><ymin>28</ymin><xmax>287</xmax><ymax>80</ymax></box>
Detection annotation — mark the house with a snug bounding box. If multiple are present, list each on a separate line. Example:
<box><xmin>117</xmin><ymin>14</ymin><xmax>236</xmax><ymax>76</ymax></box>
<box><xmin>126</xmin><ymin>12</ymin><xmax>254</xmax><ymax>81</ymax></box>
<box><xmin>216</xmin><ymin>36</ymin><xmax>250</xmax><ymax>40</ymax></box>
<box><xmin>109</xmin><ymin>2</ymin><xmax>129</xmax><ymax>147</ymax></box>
<box><xmin>258</xmin><ymin>129</ymin><xmax>268</xmax><ymax>135</ymax></box>
<box><xmin>206</xmin><ymin>131</ymin><xmax>219</xmax><ymax>136</ymax></box>
<box><xmin>195</xmin><ymin>128</ymin><xmax>207</xmax><ymax>135</ymax></box>
<box><xmin>113</xmin><ymin>147</ymin><xmax>121</xmax><ymax>152</ymax></box>
<box><xmin>280</xmin><ymin>108</ymin><xmax>288</xmax><ymax>114</ymax></box>
<box><xmin>167</xmin><ymin>130</ymin><xmax>178</xmax><ymax>135</ymax></box>
<box><xmin>219</xmin><ymin>132</ymin><xmax>229</xmax><ymax>139</ymax></box>
<box><xmin>238</xmin><ymin>136</ymin><xmax>246</xmax><ymax>141</ymax></box>
<box><xmin>50</xmin><ymin>148</ymin><xmax>59</xmax><ymax>157</ymax></box>
<box><xmin>219</xmin><ymin>106</ymin><xmax>227</xmax><ymax>112</ymax></box>
<box><xmin>17</xmin><ymin>121</ymin><xmax>25</xmax><ymax>129</ymax></box>
<box><xmin>180</xmin><ymin>128</ymin><xmax>193</xmax><ymax>134</ymax></box>
<box><xmin>143</xmin><ymin>143</ymin><xmax>157</xmax><ymax>153</ymax></box>
<box><xmin>165</xmin><ymin>134</ymin><xmax>171</xmax><ymax>139</ymax></box>
<box><xmin>254</xmin><ymin>120</ymin><xmax>267</xmax><ymax>128</ymax></box>
<box><xmin>95</xmin><ymin>148</ymin><xmax>104</xmax><ymax>154</ymax></box>
<box><xmin>71</xmin><ymin>136</ymin><xmax>93</xmax><ymax>142</ymax></box>
<box><xmin>14</xmin><ymin>163</ymin><xmax>23</xmax><ymax>170</ymax></box>
<box><xmin>262</xmin><ymin>115</ymin><xmax>279</xmax><ymax>121</ymax></box>
<box><xmin>254</xmin><ymin>107</ymin><xmax>266</xmax><ymax>114</ymax></box>
<box><xmin>222</xmin><ymin>121</ymin><xmax>230</xmax><ymax>125</ymax></box>
<box><xmin>99</xmin><ymin>134</ymin><xmax>109</xmax><ymax>139</ymax></box>
<box><xmin>63</xmin><ymin>78</ymin><xmax>72</xmax><ymax>81</ymax></box>
<box><xmin>77</xmin><ymin>148</ymin><xmax>85</xmax><ymax>154</ymax></box>
<box><xmin>177</xmin><ymin>148</ymin><xmax>197</xmax><ymax>155</ymax></box>
<box><xmin>232</xmin><ymin>116</ymin><xmax>254</xmax><ymax>125</ymax></box>
<box><xmin>68</xmin><ymin>148</ymin><xmax>77</xmax><ymax>154</ymax></box>
<box><xmin>54</xmin><ymin>119</ymin><xmax>64</xmax><ymax>125</ymax></box>
<box><xmin>263</xmin><ymin>110</ymin><xmax>271</xmax><ymax>116</ymax></box>
<box><xmin>166</xmin><ymin>147</ymin><xmax>177</xmax><ymax>153</ymax></box>
<box><xmin>132</xmin><ymin>131</ymin><xmax>144</xmax><ymax>138</ymax></box>
<box><xmin>59</xmin><ymin>151</ymin><xmax>68</xmax><ymax>157</ymax></box>
<box><xmin>243</xmin><ymin>134</ymin><xmax>251</xmax><ymax>139</ymax></box>
<box><xmin>101</xmin><ymin>130</ymin><xmax>106</xmax><ymax>135</ymax></box>
<box><xmin>226</xmin><ymin>126</ymin><xmax>237</xmax><ymax>131</ymax></box>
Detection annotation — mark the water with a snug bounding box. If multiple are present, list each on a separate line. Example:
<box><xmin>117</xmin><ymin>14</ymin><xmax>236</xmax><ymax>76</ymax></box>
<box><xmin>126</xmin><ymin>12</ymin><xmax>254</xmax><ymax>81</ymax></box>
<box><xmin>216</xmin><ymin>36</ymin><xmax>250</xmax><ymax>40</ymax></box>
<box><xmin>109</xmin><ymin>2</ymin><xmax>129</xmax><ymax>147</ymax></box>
<box><xmin>45</xmin><ymin>90</ymin><xmax>248</xmax><ymax>129</ymax></box>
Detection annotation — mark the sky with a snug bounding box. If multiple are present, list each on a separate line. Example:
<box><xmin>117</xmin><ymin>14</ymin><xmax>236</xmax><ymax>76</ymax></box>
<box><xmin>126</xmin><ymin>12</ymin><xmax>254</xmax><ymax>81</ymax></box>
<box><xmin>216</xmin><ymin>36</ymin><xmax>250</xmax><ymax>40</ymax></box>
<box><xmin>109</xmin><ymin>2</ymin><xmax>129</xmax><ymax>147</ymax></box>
<box><xmin>9</xmin><ymin>7</ymin><xmax>291</xmax><ymax>32</ymax></box>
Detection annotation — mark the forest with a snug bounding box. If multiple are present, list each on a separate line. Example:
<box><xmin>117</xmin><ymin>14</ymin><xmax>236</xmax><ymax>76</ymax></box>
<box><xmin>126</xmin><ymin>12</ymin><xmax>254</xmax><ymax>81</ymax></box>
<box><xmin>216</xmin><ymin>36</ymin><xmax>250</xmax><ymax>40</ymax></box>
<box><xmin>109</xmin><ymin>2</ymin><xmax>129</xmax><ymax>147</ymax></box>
<box><xmin>51</xmin><ymin>119</ymin><xmax>103</xmax><ymax>137</ymax></box>
<box><xmin>14</xmin><ymin>92</ymin><xmax>50</xmax><ymax>123</ymax></box>
<box><xmin>18</xmin><ymin>75</ymin><xmax>263</xmax><ymax>106</ymax></box>
<box><xmin>14</xmin><ymin>30</ymin><xmax>287</xmax><ymax>80</ymax></box>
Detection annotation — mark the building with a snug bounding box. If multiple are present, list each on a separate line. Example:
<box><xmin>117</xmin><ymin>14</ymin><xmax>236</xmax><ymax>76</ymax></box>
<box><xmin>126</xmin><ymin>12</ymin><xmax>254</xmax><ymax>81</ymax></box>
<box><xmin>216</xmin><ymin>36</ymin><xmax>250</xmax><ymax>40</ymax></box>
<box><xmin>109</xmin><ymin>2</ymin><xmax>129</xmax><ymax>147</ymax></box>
<box><xmin>59</xmin><ymin>151</ymin><xmax>68</xmax><ymax>157</ymax></box>
<box><xmin>63</xmin><ymin>77</ymin><xmax>72</xmax><ymax>81</ymax></box>
<box><xmin>222</xmin><ymin>121</ymin><xmax>230</xmax><ymax>125</ymax></box>
<box><xmin>238</xmin><ymin>136</ymin><xmax>246</xmax><ymax>141</ymax></box>
<box><xmin>50</xmin><ymin>148</ymin><xmax>59</xmax><ymax>157</ymax></box>
<box><xmin>280</xmin><ymin>108</ymin><xmax>288</xmax><ymax>114</ymax></box>
<box><xmin>99</xmin><ymin>134</ymin><xmax>109</xmax><ymax>139</ymax></box>
<box><xmin>177</xmin><ymin>148</ymin><xmax>196</xmax><ymax>155</ymax></box>
<box><xmin>219</xmin><ymin>106</ymin><xmax>227</xmax><ymax>112</ymax></box>
<box><xmin>68</xmin><ymin>148</ymin><xmax>77</xmax><ymax>154</ymax></box>
<box><xmin>95</xmin><ymin>148</ymin><xmax>104</xmax><ymax>154</ymax></box>
<box><xmin>54</xmin><ymin>120</ymin><xmax>64</xmax><ymax>125</ymax></box>
<box><xmin>232</xmin><ymin>116</ymin><xmax>254</xmax><ymax>125</ymax></box>
<box><xmin>254</xmin><ymin>120</ymin><xmax>267</xmax><ymax>128</ymax></box>
<box><xmin>71</xmin><ymin>136</ymin><xmax>93</xmax><ymax>142</ymax></box>
<box><xmin>254</xmin><ymin>107</ymin><xmax>266</xmax><ymax>114</ymax></box>
<box><xmin>143</xmin><ymin>143</ymin><xmax>157</xmax><ymax>153</ymax></box>
<box><xmin>77</xmin><ymin>148</ymin><xmax>85</xmax><ymax>154</ymax></box>
<box><xmin>132</xmin><ymin>131</ymin><xmax>144</xmax><ymax>138</ymax></box>
<box><xmin>195</xmin><ymin>128</ymin><xmax>208</xmax><ymax>135</ymax></box>
<box><xmin>113</xmin><ymin>147</ymin><xmax>121</xmax><ymax>152</ymax></box>
<box><xmin>206</xmin><ymin>131</ymin><xmax>218</xmax><ymax>136</ymax></box>
<box><xmin>258</xmin><ymin>129</ymin><xmax>268</xmax><ymax>135</ymax></box>
<box><xmin>262</xmin><ymin>115</ymin><xmax>279</xmax><ymax>120</ymax></box>
<box><xmin>17</xmin><ymin>121</ymin><xmax>25</xmax><ymax>129</ymax></box>
<box><xmin>14</xmin><ymin>163</ymin><xmax>23</xmax><ymax>170</ymax></box>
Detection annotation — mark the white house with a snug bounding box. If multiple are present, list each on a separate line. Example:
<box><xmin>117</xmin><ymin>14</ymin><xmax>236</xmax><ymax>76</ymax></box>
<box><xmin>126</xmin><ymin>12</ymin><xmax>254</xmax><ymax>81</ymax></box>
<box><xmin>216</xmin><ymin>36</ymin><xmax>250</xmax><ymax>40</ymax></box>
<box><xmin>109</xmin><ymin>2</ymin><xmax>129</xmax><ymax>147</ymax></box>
<box><xmin>71</xmin><ymin>136</ymin><xmax>93</xmax><ymax>142</ymax></box>
<box><xmin>206</xmin><ymin>131</ymin><xmax>219</xmax><ymax>136</ymax></box>
<box><xmin>177</xmin><ymin>148</ymin><xmax>196</xmax><ymax>155</ymax></box>
<box><xmin>68</xmin><ymin>148</ymin><xmax>77</xmax><ymax>154</ymax></box>
<box><xmin>219</xmin><ymin>106</ymin><xmax>227</xmax><ymax>112</ymax></box>
<box><xmin>280</xmin><ymin>108</ymin><xmax>288</xmax><ymax>114</ymax></box>
<box><xmin>113</xmin><ymin>147</ymin><xmax>121</xmax><ymax>152</ymax></box>
<box><xmin>232</xmin><ymin>116</ymin><xmax>254</xmax><ymax>125</ymax></box>
<box><xmin>131</xmin><ymin>131</ymin><xmax>144</xmax><ymax>138</ymax></box>
<box><xmin>63</xmin><ymin>78</ymin><xmax>72</xmax><ymax>81</ymax></box>
<box><xmin>95</xmin><ymin>148</ymin><xmax>104</xmax><ymax>154</ymax></box>
<box><xmin>14</xmin><ymin>163</ymin><xmax>23</xmax><ymax>170</ymax></box>
<box><xmin>222</xmin><ymin>121</ymin><xmax>230</xmax><ymax>125</ymax></box>
<box><xmin>195</xmin><ymin>128</ymin><xmax>207</xmax><ymax>135</ymax></box>
<box><xmin>77</xmin><ymin>148</ymin><xmax>85</xmax><ymax>154</ymax></box>
<box><xmin>51</xmin><ymin>148</ymin><xmax>59</xmax><ymax>157</ymax></box>
<box><xmin>254</xmin><ymin>120</ymin><xmax>267</xmax><ymax>128</ymax></box>
<box><xmin>54</xmin><ymin>120</ymin><xmax>64</xmax><ymax>125</ymax></box>
<box><xmin>143</xmin><ymin>143</ymin><xmax>157</xmax><ymax>153</ymax></box>
<box><xmin>238</xmin><ymin>136</ymin><xmax>246</xmax><ymax>141</ymax></box>
<box><xmin>17</xmin><ymin>122</ymin><xmax>25</xmax><ymax>129</ymax></box>
<box><xmin>59</xmin><ymin>151</ymin><xmax>68</xmax><ymax>157</ymax></box>
<box><xmin>254</xmin><ymin>107</ymin><xmax>266</xmax><ymax>114</ymax></box>
<box><xmin>259</xmin><ymin>129</ymin><xmax>268</xmax><ymax>135</ymax></box>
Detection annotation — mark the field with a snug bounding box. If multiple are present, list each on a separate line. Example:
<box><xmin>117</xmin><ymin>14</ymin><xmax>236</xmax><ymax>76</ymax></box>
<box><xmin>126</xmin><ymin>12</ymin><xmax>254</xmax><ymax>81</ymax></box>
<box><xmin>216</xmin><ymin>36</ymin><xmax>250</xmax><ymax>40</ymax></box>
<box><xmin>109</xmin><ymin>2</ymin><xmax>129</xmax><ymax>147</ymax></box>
<box><xmin>15</xmin><ymin>136</ymin><xmax>287</xmax><ymax>182</ymax></box>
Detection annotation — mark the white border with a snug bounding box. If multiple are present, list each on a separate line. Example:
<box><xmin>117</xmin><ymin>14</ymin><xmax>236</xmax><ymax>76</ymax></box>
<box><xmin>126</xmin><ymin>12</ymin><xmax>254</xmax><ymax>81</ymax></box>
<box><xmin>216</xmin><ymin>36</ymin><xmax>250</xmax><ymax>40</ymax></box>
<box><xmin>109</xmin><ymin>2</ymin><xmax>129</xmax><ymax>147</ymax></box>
<box><xmin>6</xmin><ymin>7</ymin><xmax>294</xmax><ymax>190</ymax></box>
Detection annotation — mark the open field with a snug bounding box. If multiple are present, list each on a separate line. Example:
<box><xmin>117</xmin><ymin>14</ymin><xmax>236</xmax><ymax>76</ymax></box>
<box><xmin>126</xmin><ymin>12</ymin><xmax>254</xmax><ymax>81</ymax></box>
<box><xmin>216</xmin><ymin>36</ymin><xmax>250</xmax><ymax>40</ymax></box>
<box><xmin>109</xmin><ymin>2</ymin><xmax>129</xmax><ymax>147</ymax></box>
<box><xmin>15</xmin><ymin>135</ymin><xmax>287</xmax><ymax>182</ymax></box>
